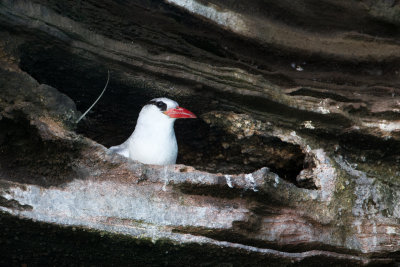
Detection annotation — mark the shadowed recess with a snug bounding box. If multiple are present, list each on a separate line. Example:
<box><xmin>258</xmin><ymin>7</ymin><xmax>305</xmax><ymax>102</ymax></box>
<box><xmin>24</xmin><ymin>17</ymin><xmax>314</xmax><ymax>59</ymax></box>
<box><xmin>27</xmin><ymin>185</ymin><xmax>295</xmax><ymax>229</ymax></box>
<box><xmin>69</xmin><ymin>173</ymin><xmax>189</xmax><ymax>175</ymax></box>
<box><xmin>0</xmin><ymin>117</ymin><xmax>81</xmax><ymax>187</ymax></box>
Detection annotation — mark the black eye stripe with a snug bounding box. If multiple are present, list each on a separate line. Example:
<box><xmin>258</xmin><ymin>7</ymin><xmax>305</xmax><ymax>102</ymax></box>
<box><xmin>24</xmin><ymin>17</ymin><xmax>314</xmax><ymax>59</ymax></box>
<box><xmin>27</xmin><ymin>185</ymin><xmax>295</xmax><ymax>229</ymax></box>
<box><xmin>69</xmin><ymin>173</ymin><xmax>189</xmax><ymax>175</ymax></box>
<box><xmin>147</xmin><ymin>100</ymin><xmax>167</xmax><ymax>111</ymax></box>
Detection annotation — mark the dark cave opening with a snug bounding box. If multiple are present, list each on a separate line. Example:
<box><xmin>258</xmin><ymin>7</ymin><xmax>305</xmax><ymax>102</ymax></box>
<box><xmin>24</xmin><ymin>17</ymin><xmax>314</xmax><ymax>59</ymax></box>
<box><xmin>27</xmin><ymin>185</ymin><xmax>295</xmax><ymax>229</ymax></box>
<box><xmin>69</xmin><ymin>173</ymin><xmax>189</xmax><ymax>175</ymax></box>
<box><xmin>17</xmin><ymin>41</ymin><xmax>313</xmax><ymax>188</ymax></box>
<box><xmin>176</xmin><ymin>118</ymin><xmax>307</xmax><ymax>181</ymax></box>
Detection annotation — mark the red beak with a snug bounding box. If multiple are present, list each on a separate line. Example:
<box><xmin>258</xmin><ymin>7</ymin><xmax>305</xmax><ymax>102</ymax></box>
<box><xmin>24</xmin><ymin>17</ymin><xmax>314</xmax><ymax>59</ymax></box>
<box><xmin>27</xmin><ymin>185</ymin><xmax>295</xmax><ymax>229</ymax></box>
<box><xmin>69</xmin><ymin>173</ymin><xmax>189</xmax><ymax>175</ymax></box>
<box><xmin>164</xmin><ymin>107</ymin><xmax>197</xmax><ymax>119</ymax></box>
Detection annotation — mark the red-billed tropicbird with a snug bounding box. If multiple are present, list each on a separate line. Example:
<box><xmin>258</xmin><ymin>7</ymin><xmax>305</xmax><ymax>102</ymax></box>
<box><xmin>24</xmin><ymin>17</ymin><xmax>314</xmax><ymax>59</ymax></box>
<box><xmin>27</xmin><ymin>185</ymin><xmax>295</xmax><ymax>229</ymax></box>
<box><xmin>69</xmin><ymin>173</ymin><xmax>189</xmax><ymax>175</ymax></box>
<box><xmin>109</xmin><ymin>97</ymin><xmax>196</xmax><ymax>165</ymax></box>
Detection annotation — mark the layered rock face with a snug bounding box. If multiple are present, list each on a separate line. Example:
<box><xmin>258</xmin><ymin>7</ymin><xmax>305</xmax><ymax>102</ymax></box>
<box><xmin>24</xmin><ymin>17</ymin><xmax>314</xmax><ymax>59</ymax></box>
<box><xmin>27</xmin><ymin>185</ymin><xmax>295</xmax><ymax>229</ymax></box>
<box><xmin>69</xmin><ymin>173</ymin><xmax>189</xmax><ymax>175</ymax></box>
<box><xmin>1</xmin><ymin>0</ymin><xmax>400</xmax><ymax>265</ymax></box>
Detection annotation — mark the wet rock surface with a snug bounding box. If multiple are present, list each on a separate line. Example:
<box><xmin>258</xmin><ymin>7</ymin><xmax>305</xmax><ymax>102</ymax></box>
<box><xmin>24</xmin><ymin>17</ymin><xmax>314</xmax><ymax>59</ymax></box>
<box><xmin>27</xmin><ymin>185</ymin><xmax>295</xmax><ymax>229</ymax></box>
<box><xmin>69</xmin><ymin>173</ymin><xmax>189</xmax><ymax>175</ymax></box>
<box><xmin>1</xmin><ymin>0</ymin><xmax>400</xmax><ymax>265</ymax></box>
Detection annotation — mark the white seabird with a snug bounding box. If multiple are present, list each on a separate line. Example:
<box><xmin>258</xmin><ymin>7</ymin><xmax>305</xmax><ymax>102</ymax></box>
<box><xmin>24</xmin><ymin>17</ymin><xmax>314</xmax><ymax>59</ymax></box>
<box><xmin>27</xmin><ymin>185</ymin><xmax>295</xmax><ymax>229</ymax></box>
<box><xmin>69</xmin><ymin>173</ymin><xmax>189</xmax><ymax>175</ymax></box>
<box><xmin>109</xmin><ymin>97</ymin><xmax>196</xmax><ymax>165</ymax></box>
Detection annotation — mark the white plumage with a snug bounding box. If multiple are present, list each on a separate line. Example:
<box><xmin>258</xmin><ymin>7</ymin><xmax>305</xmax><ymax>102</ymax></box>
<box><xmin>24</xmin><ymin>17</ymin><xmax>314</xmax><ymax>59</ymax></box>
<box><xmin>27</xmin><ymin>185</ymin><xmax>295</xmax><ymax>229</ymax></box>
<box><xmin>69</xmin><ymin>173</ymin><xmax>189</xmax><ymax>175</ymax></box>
<box><xmin>109</xmin><ymin>97</ymin><xmax>196</xmax><ymax>165</ymax></box>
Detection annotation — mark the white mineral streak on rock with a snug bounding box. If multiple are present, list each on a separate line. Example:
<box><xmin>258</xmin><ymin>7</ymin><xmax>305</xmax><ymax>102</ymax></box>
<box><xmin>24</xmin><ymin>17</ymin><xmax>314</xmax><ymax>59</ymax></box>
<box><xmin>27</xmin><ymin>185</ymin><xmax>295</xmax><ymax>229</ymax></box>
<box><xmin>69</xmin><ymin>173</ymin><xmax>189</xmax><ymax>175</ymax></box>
<box><xmin>335</xmin><ymin>156</ymin><xmax>374</xmax><ymax>218</ymax></box>
<box><xmin>393</xmin><ymin>194</ymin><xmax>400</xmax><ymax>218</ymax></box>
<box><xmin>1</xmin><ymin>191</ymin><xmax>12</xmax><ymax>200</ymax></box>
<box><xmin>335</xmin><ymin>157</ymin><xmax>400</xmax><ymax>252</ymax></box>
<box><xmin>312</xmin><ymin>149</ymin><xmax>336</xmax><ymax>201</ymax></box>
<box><xmin>303</xmin><ymin>120</ymin><xmax>315</xmax><ymax>129</ymax></box>
<box><xmin>362</xmin><ymin>120</ymin><xmax>400</xmax><ymax>132</ymax></box>
<box><xmin>372</xmin><ymin>222</ymin><xmax>378</xmax><ymax>247</ymax></box>
<box><xmin>162</xmin><ymin>165</ymin><xmax>169</xmax><ymax>192</ymax></box>
<box><xmin>162</xmin><ymin>180</ymin><xmax>168</xmax><ymax>192</ymax></box>
<box><xmin>386</xmin><ymin>226</ymin><xmax>397</xmax><ymax>235</ymax></box>
<box><xmin>0</xmin><ymin>179</ymin><xmax>248</xmax><ymax>231</ymax></box>
<box><xmin>225</xmin><ymin>175</ymin><xmax>233</xmax><ymax>188</ymax></box>
<box><xmin>245</xmin><ymin>173</ymin><xmax>258</xmax><ymax>192</ymax></box>
<box><xmin>317</xmin><ymin>106</ymin><xmax>330</xmax><ymax>114</ymax></box>
<box><xmin>283</xmin><ymin>130</ymin><xmax>304</xmax><ymax>146</ymax></box>
<box><xmin>273</xmin><ymin>174</ymin><xmax>280</xmax><ymax>188</ymax></box>
<box><xmin>314</xmin><ymin>99</ymin><xmax>331</xmax><ymax>114</ymax></box>
<box><xmin>354</xmin><ymin>220</ymin><xmax>362</xmax><ymax>234</ymax></box>
<box><xmin>165</xmin><ymin>0</ymin><xmax>248</xmax><ymax>32</ymax></box>
<box><xmin>309</xmin><ymin>190</ymin><xmax>318</xmax><ymax>200</ymax></box>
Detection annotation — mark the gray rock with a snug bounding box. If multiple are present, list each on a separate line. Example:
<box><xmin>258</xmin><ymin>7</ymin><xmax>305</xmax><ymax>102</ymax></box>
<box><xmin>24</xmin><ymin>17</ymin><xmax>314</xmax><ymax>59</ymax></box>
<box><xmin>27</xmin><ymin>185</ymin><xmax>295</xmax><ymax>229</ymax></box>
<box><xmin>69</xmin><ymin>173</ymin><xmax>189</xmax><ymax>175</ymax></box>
<box><xmin>0</xmin><ymin>0</ymin><xmax>400</xmax><ymax>265</ymax></box>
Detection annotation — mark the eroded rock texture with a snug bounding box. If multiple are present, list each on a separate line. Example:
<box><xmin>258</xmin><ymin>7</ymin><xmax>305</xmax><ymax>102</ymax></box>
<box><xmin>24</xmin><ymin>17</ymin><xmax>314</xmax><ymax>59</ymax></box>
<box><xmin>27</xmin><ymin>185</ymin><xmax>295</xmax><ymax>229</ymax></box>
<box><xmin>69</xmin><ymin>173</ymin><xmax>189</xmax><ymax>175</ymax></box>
<box><xmin>1</xmin><ymin>0</ymin><xmax>400</xmax><ymax>265</ymax></box>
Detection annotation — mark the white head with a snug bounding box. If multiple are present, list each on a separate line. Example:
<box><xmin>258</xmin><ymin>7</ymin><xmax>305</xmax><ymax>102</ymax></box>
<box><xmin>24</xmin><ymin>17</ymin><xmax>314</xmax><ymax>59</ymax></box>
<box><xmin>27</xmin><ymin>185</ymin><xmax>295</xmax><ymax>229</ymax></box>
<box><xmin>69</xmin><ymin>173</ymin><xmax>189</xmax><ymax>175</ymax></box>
<box><xmin>137</xmin><ymin>97</ymin><xmax>196</xmax><ymax>127</ymax></box>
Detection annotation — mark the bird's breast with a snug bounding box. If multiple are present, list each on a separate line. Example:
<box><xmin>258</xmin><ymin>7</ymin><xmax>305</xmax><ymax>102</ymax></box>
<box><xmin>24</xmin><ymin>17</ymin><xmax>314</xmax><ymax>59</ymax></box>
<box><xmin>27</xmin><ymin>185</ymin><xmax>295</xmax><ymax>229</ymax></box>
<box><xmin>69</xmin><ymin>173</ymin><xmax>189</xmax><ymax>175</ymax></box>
<box><xmin>127</xmin><ymin>131</ymin><xmax>178</xmax><ymax>165</ymax></box>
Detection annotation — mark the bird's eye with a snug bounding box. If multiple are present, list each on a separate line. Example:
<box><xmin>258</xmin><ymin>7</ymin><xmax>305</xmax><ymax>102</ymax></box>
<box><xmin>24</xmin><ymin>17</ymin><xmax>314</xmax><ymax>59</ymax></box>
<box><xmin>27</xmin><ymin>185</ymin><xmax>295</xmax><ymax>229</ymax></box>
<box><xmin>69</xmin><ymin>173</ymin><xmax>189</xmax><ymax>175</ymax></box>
<box><xmin>147</xmin><ymin>100</ymin><xmax>167</xmax><ymax>111</ymax></box>
<box><xmin>156</xmin><ymin>102</ymin><xmax>167</xmax><ymax>111</ymax></box>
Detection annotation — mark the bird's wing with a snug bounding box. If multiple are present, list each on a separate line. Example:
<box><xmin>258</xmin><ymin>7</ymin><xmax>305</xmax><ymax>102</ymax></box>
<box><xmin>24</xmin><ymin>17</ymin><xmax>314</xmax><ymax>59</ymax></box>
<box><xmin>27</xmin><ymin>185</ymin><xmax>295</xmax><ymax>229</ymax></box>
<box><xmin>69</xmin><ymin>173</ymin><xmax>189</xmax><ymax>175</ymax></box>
<box><xmin>109</xmin><ymin>143</ymin><xmax>129</xmax><ymax>158</ymax></box>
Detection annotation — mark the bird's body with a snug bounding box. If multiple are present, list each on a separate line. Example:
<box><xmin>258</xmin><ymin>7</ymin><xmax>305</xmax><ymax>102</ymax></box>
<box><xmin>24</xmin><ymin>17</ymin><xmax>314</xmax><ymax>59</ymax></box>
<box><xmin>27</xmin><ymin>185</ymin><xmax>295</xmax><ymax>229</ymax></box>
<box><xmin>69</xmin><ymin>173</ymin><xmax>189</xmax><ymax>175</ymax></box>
<box><xmin>109</xmin><ymin>98</ymin><xmax>196</xmax><ymax>165</ymax></box>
